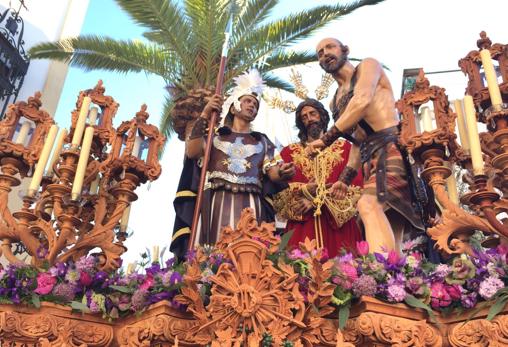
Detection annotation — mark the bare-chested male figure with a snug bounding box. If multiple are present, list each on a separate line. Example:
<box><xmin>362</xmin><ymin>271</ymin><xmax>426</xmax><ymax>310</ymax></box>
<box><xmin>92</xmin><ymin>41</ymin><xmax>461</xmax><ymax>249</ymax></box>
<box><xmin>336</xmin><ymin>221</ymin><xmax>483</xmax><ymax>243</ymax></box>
<box><xmin>307</xmin><ymin>38</ymin><xmax>424</xmax><ymax>252</ymax></box>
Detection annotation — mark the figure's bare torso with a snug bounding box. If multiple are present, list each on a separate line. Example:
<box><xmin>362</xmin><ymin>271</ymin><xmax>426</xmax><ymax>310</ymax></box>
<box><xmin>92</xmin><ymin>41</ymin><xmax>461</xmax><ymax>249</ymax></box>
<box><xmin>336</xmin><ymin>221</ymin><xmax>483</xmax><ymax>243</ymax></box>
<box><xmin>334</xmin><ymin>63</ymin><xmax>399</xmax><ymax>135</ymax></box>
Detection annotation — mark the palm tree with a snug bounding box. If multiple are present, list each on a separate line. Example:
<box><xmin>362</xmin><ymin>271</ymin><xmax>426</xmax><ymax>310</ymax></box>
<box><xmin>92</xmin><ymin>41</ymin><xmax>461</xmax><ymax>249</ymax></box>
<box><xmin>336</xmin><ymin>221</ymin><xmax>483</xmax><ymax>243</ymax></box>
<box><xmin>29</xmin><ymin>0</ymin><xmax>384</xmax><ymax>141</ymax></box>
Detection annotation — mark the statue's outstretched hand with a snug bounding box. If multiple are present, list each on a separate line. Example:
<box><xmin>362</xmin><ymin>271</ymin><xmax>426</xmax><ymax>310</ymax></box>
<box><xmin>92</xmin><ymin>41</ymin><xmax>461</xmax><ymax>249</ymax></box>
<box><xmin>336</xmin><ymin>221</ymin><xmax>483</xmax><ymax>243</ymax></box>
<box><xmin>305</xmin><ymin>139</ymin><xmax>325</xmax><ymax>157</ymax></box>
<box><xmin>329</xmin><ymin>180</ymin><xmax>348</xmax><ymax>200</ymax></box>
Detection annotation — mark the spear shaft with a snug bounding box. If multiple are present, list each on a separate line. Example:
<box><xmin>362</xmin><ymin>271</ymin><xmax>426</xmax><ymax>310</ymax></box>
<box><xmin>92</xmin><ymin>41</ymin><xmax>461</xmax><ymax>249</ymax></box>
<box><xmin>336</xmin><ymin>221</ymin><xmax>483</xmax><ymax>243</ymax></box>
<box><xmin>188</xmin><ymin>14</ymin><xmax>233</xmax><ymax>250</ymax></box>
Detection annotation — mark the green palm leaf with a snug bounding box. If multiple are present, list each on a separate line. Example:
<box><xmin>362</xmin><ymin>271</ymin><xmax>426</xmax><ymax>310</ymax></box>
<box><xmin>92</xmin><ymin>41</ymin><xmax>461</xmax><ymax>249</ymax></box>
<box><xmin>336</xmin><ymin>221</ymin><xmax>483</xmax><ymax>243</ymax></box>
<box><xmin>257</xmin><ymin>50</ymin><xmax>315</xmax><ymax>71</ymax></box>
<box><xmin>262</xmin><ymin>73</ymin><xmax>293</xmax><ymax>92</ymax></box>
<box><xmin>29</xmin><ymin>36</ymin><xmax>174</xmax><ymax>78</ymax></box>
<box><xmin>115</xmin><ymin>0</ymin><xmax>198</xmax><ymax>83</ymax></box>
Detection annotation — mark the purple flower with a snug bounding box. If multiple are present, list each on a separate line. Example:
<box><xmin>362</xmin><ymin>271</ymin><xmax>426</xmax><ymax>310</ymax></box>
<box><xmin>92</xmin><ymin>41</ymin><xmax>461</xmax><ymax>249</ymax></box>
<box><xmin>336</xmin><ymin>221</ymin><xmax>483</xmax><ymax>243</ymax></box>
<box><xmin>52</xmin><ymin>283</ymin><xmax>76</xmax><ymax>302</ymax></box>
<box><xmin>165</xmin><ymin>257</ymin><xmax>176</xmax><ymax>268</ymax></box>
<box><xmin>76</xmin><ymin>256</ymin><xmax>97</xmax><ymax>272</ymax></box>
<box><xmin>386</xmin><ymin>284</ymin><xmax>406</xmax><ymax>302</ymax></box>
<box><xmin>406</xmin><ymin>277</ymin><xmax>426</xmax><ymax>296</ymax></box>
<box><xmin>94</xmin><ymin>271</ymin><xmax>109</xmax><ymax>283</ymax></box>
<box><xmin>433</xmin><ymin>264</ymin><xmax>451</xmax><ymax>280</ymax></box>
<box><xmin>169</xmin><ymin>272</ymin><xmax>183</xmax><ymax>285</ymax></box>
<box><xmin>36</xmin><ymin>245</ymin><xmax>48</xmax><ymax>259</ymax></box>
<box><xmin>352</xmin><ymin>275</ymin><xmax>377</xmax><ymax>297</ymax></box>
<box><xmin>185</xmin><ymin>249</ymin><xmax>197</xmax><ymax>263</ymax></box>
<box><xmin>461</xmin><ymin>292</ymin><xmax>478</xmax><ymax>309</ymax></box>
<box><xmin>131</xmin><ymin>289</ymin><xmax>147</xmax><ymax>311</ymax></box>
<box><xmin>479</xmin><ymin>276</ymin><xmax>504</xmax><ymax>300</ymax></box>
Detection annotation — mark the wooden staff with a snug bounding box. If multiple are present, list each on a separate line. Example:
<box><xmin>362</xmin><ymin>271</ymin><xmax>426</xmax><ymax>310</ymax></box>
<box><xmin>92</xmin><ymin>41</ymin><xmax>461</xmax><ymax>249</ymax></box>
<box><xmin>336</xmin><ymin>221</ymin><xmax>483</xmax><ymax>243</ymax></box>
<box><xmin>188</xmin><ymin>14</ymin><xmax>233</xmax><ymax>250</ymax></box>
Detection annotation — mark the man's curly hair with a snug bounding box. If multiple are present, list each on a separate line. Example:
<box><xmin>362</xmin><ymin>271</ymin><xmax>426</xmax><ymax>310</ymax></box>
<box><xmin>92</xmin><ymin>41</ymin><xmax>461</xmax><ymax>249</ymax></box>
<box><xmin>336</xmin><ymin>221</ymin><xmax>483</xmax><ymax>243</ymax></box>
<box><xmin>295</xmin><ymin>98</ymin><xmax>330</xmax><ymax>142</ymax></box>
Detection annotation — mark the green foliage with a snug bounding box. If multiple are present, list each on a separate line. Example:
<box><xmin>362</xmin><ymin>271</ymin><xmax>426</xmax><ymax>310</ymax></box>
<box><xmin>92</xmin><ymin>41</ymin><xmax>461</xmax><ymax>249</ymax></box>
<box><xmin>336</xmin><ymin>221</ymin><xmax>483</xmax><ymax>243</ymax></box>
<box><xmin>404</xmin><ymin>294</ymin><xmax>437</xmax><ymax>323</ymax></box>
<box><xmin>338</xmin><ymin>303</ymin><xmax>350</xmax><ymax>330</ymax></box>
<box><xmin>487</xmin><ymin>287</ymin><xmax>508</xmax><ymax>321</ymax></box>
<box><xmin>29</xmin><ymin>0</ymin><xmax>385</xmax><ymax>140</ymax></box>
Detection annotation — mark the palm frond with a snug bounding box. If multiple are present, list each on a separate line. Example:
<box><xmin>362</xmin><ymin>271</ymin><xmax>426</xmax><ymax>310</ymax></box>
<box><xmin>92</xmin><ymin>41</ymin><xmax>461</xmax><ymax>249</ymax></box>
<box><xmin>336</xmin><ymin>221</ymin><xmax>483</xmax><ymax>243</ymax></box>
<box><xmin>262</xmin><ymin>73</ymin><xmax>293</xmax><ymax>92</ymax></box>
<box><xmin>232</xmin><ymin>0</ymin><xmax>277</xmax><ymax>45</ymax></box>
<box><xmin>115</xmin><ymin>0</ymin><xmax>198</xmax><ymax>83</ymax></box>
<box><xmin>29</xmin><ymin>36</ymin><xmax>176</xmax><ymax>78</ymax></box>
<box><xmin>256</xmin><ymin>50</ymin><xmax>315</xmax><ymax>72</ymax></box>
<box><xmin>184</xmin><ymin>0</ymin><xmax>229</xmax><ymax>86</ymax></box>
<box><xmin>159</xmin><ymin>95</ymin><xmax>176</xmax><ymax>141</ymax></box>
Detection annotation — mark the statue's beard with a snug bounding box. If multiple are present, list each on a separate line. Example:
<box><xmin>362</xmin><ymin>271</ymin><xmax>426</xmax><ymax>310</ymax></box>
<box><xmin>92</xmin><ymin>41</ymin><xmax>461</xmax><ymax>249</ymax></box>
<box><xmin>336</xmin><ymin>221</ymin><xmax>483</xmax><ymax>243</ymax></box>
<box><xmin>320</xmin><ymin>54</ymin><xmax>347</xmax><ymax>74</ymax></box>
<box><xmin>306</xmin><ymin>122</ymin><xmax>324</xmax><ymax>140</ymax></box>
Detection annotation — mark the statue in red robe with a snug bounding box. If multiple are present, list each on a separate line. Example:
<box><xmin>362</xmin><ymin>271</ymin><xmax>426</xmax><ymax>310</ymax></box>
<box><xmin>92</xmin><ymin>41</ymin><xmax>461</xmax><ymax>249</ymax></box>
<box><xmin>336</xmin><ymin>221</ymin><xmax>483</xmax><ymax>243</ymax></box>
<box><xmin>274</xmin><ymin>99</ymin><xmax>363</xmax><ymax>257</ymax></box>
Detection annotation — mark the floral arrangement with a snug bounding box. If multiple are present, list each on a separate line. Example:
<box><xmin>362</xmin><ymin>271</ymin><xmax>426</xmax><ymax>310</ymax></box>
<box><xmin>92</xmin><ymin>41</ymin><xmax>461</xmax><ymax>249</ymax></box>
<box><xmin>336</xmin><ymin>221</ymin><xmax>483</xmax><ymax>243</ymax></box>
<box><xmin>0</xmin><ymin>234</ymin><xmax>507</xmax><ymax>323</ymax></box>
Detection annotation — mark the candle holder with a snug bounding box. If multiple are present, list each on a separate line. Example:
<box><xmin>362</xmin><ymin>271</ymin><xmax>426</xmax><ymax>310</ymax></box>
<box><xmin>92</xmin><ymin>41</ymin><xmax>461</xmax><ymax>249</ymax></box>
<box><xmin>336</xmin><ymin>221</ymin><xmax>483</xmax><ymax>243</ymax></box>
<box><xmin>0</xmin><ymin>83</ymin><xmax>165</xmax><ymax>271</ymax></box>
<box><xmin>395</xmin><ymin>32</ymin><xmax>508</xmax><ymax>257</ymax></box>
<box><xmin>397</xmin><ymin>70</ymin><xmax>497</xmax><ymax>256</ymax></box>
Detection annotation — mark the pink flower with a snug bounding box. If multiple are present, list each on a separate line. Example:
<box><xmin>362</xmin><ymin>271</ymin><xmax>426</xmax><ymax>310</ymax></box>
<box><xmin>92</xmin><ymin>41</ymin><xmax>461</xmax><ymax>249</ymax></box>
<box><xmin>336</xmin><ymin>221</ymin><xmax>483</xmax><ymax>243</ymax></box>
<box><xmin>34</xmin><ymin>272</ymin><xmax>57</xmax><ymax>295</ymax></box>
<box><xmin>140</xmin><ymin>275</ymin><xmax>154</xmax><ymax>291</ymax></box>
<box><xmin>447</xmin><ymin>284</ymin><xmax>462</xmax><ymax>301</ymax></box>
<box><xmin>320</xmin><ymin>248</ymin><xmax>329</xmax><ymax>263</ymax></box>
<box><xmin>339</xmin><ymin>263</ymin><xmax>358</xmax><ymax>282</ymax></box>
<box><xmin>79</xmin><ymin>271</ymin><xmax>93</xmax><ymax>286</ymax></box>
<box><xmin>356</xmin><ymin>241</ymin><xmax>369</xmax><ymax>256</ymax></box>
<box><xmin>289</xmin><ymin>249</ymin><xmax>306</xmax><ymax>260</ymax></box>
<box><xmin>430</xmin><ymin>282</ymin><xmax>451</xmax><ymax>309</ymax></box>
<box><xmin>387</xmin><ymin>250</ymin><xmax>400</xmax><ymax>266</ymax></box>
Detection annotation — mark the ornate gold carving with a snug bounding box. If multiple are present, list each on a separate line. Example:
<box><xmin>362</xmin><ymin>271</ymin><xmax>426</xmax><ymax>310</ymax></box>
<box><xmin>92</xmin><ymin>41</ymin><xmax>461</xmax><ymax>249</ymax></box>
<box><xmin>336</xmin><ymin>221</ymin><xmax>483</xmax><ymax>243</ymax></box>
<box><xmin>448</xmin><ymin>314</ymin><xmax>508</xmax><ymax>346</ymax></box>
<box><xmin>458</xmin><ymin>31</ymin><xmax>508</xmax><ymax>111</ymax></box>
<box><xmin>0</xmin><ymin>91</ymin><xmax>55</xmax><ymax>176</ymax></box>
<box><xmin>289</xmin><ymin>140</ymin><xmax>344</xmax><ymax>181</ymax></box>
<box><xmin>0</xmin><ymin>305</ymin><xmax>113</xmax><ymax>347</ymax></box>
<box><xmin>341</xmin><ymin>312</ymin><xmax>442</xmax><ymax>346</ymax></box>
<box><xmin>0</xmin><ymin>86</ymin><xmax>164</xmax><ymax>271</ymax></box>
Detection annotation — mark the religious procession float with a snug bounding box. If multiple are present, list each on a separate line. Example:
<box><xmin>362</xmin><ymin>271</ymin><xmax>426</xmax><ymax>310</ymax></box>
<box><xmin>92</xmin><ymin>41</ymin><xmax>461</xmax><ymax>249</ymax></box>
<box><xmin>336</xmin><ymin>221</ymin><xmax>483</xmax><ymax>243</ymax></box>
<box><xmin>1</xmin><ymin>3</ymin><xmax>508</xmax><ymax>344</ymax></box>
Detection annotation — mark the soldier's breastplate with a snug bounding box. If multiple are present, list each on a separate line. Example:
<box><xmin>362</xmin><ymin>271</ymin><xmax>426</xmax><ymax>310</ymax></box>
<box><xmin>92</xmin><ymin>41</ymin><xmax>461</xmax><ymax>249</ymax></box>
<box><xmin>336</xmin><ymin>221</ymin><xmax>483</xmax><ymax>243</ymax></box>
<box><xmin>208</xmin><ymin>133</ymin><xmax>265</xmax><ymax>193</ymax></box>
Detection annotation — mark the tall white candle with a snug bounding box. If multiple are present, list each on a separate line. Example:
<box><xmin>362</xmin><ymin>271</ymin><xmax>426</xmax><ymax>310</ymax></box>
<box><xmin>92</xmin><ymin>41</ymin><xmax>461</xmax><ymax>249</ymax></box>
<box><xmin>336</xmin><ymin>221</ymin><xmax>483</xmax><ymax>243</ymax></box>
<box><xmin>71</xmin><ymin>126</ymin><xmax>94</xmax><ymax>200</ymax></box>
<box><xmin>88</xmin><ymin>106</ymin><xmax>99</xmax><ymax>125</ymax></box>
<box><xmin>71</xmin><ymin>96</ymin><xmax>91</xmax><ymax>147</ymax></box>
<box><xmin>120</xmin><ymin>205</ymin><xmax>131</xmax><ymax>232</ymax></box>
<box><xmin>453</xmin><ymin>99</ymin><xmax>470</xmax><ymax>152</ymax></box>
<box><xmin>480</xmin><ymin>49</ymin><xmax>503</xmax><ymax>106</ymax></box>
<box><xmin>420</xmin><ymin>106</ymin><xmax>433</xmax><ymax>132</ymax></box>
<box><xmin>15</xmin><ymin>121</ymin><xmax>31</xmax><ymax>145</ymax></box>
<box><xmin>446</xmin><ymin>164</ymin><xmax>459</xmax><ymax>205</ymax></box>
<box><xmin>46</xmin><ymin>128</ymin><xmax>68</xmax><ymax>176</ymax></box>
<box><xmin>152</xmin><ymin>245</ymin><xmax>159</xmax><ymax>263</ymax></box>
<box><xmin>28</xmin><ymin>125</ymin><xmax>59</xmax><ymax>197</ymax></box>
<box><xmin>463</xmin><ymin>95</ymin><xmax>484</xmax><ymax>175</ymax></box>
<box><xmin>132</xmin><ymin>136</ymin><xmax>142</xmax><ymax>158</ymax></box>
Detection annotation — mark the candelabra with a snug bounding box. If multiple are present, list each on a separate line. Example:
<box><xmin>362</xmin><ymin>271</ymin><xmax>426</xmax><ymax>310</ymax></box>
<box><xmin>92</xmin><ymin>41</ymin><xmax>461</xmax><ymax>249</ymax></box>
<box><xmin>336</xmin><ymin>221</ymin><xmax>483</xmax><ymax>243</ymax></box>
<box><xmin>0</xmin><ymin>81</ymin><xmax>164</xmax><ymax>271</ymax></box>
<box><xmin>397</xmin><ymin>32</ymin><xmax>508</xmax><ymax>255</ymax></box>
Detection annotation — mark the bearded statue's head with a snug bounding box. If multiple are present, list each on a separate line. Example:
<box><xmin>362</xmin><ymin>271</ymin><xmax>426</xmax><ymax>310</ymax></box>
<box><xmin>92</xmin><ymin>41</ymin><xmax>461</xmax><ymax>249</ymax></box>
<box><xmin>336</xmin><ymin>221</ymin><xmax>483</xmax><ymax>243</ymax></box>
<box><xmin>295</xmin><ymin>98</ymin><xmax>330</xmax><ymax>143</ymax></box>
